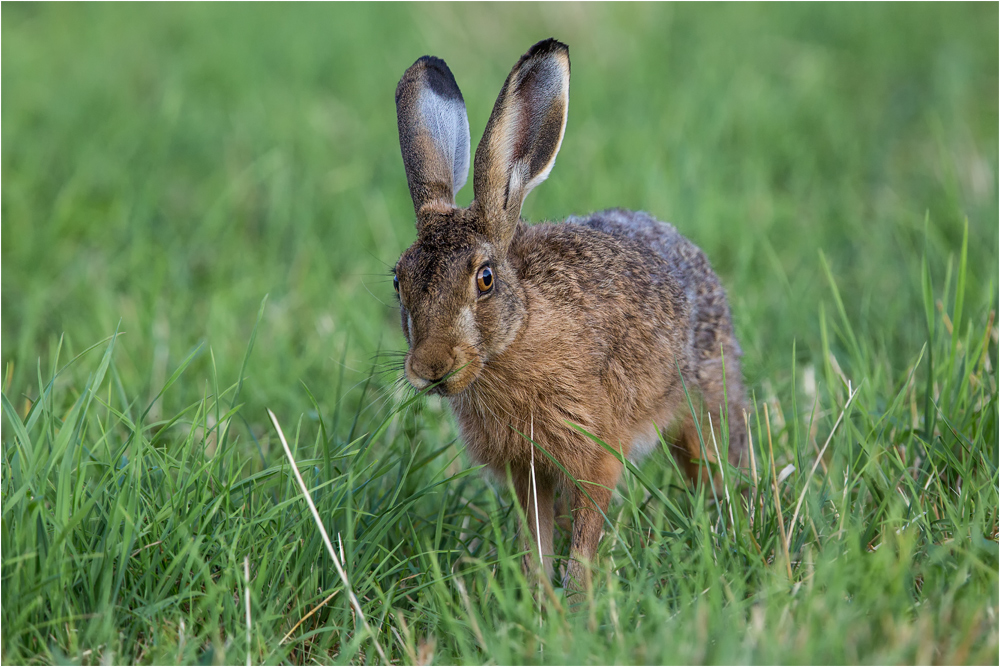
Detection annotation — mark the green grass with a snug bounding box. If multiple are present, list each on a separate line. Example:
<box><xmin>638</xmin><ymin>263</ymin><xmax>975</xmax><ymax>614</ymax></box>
<box><xmin>2</xmin><ymin>3</ymin><xmax>998</xmax><ymax>664</ymax></box>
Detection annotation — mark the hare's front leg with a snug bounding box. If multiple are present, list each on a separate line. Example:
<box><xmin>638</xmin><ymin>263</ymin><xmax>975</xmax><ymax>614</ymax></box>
<box><xmin>564</xmin><ymin>455</ymin><xmax>623</xmax><ymax>592</ymax></box>
<box><xmin>513</xmin><ymin>469</ymin><xmax>556</xmax><ymax>581</ymax></box>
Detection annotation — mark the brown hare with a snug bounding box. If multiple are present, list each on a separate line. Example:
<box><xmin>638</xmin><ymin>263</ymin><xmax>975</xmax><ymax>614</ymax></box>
<box><xmin>392</xmin><ymin>38</ymin><xmax>748</xmax><ymax>590</ymax></box>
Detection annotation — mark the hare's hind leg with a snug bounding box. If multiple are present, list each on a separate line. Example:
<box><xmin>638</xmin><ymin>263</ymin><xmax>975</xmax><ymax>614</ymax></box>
<box><xmin>677</xmin><ymin>342</ymin><xmax>749</xmax><ymax>484</ymax></box>
<box><xmin>699</xmin><ymin>347</ymin><xmax>749</xmax><ymax>470</ymax></box>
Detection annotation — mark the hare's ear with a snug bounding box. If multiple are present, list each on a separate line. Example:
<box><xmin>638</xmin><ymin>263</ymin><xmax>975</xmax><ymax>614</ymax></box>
<box><xmin>396</xmin><ymin>56</ymin><xmax>471</xmax><ymax>217</ymax></box>
<box><xmin>473</xmin><ymin>39</ymin><xmax>570</xmax><ymax>244</ymax></box>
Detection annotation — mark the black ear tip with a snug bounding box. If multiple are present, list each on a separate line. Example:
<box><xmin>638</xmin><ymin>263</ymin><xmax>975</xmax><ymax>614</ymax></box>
<box><xmin>414</xmin><ymin>55</ymin><xmax>451</xmax><ymax>76</ymax></box>
<box><xmin>514</xmin><ymin>39</ymin><xmax>570</xmax><ymax>75</ymax></box>
<box><xmin>396</xmin><ymin>55</ymin><xmax>464</xmax><ymax>104</ymax></box>
<box><xmin>524</xmin><ymin>38</ymin><xmax>569</xmax><ymax>60</ymax></box>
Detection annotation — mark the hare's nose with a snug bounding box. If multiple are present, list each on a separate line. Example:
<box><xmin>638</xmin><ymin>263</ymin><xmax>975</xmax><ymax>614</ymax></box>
<box><xmin>407</xmin><ymin>344</ymin><xmax>457</xmax><ymax>386</ymax></box>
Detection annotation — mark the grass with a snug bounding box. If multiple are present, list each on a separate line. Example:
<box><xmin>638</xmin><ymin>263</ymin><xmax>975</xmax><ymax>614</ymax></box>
<box><xmin>2</xmin><ymin>3</ymin><xmax>998</xmax><ymax>664</ymax></box>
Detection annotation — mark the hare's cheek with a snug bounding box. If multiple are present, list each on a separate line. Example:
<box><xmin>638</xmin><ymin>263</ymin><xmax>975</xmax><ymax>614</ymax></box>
<box><xmin>400</xmin><ymin>310</ymin><xmax>414</xmax><ymax>345</ymax></box>
<box><xmin>474</xmin><ymin>306</ymin><xmax>505</xmax><ymax>354</ymax></box>
<box><xmin>454</xmin><ymin>306</ymin><xmax>478</xmax><ymax>347</ymax></box>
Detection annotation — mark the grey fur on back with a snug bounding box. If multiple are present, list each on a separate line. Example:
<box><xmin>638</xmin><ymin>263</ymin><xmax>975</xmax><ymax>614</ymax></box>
<box><xmin>567</xmin><ymin>208</ymin><xmax>742</xmax><ymax>375</ymax></box>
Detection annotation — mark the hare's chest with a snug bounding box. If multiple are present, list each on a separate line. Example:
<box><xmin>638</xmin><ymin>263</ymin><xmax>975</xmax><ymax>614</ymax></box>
<box><xmin>449</xmin><ymin>382</ymin><xmax>609</xmax><ymax>479</ymax></box>
<box><xmin>449</xmin><ymin>397</ymin><xmax>534</xmax><ymax>471</ymax></box>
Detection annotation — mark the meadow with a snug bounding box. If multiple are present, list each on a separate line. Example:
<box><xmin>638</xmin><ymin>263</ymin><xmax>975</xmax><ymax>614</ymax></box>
<box><xmin>2</xmin><ymin>3</ymin><xmax>998</xmax><ymax>664</ymax></box>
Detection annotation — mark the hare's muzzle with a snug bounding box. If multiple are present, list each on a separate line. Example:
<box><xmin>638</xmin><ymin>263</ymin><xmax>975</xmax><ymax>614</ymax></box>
<box><xmin>405</xmin><ymin>342</ymin><xmax>460</xmax><ymax>393</ymax></box>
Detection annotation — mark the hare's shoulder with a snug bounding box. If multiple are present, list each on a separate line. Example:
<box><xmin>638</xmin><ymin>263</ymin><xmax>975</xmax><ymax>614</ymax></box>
<box><xmin>506</xmin><ymin>216</ymin><xmax>690</xmax><ymax>335</ymax></box>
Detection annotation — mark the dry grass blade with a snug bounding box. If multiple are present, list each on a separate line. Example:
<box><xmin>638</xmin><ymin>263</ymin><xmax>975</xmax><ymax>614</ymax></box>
<box><xmin>455</xmin><ymin>579</ymin><xmax>487</xmax><ymax>651</ymax></box>
<box><xmin>529</xmin><ymin>413</ymin><xmax>545</xmax><ymax>652</ymax></box>
<box><xmin>244</xmin><ymin>556</ymin><xmax>251</xmax><ymax>667</ymax></box>
<box><xmin>744</xmin><ymin>410</ymin><xmax>761</xmax><ymax>528</ymax></box>
<box><xmin>267</xmin><ymin>409</ymin><xmax>388</xmax><ymax>664</ymax></box>
<box><xmin>395</xmin><ymin>612</ymin><xmax>419</xmax><ymax>665</ymax></box>
<box><xmin>281</xmin><ymin>591</ymin><xmax>340</xmax><ymax>645</ymax></box>
<box><xmin>765</xmin><ymin>403</ymin><xmax>793</xmax><ymax>579</ymax></box>
<box><xmin>530</xmin><ymin>414</ymin><xmax>543</xmax><ymax>571</ymax></box>
<box><xmin>787</xmin><ymin>381</ymin><xmax>861</xmax><ymax>552</ymax></box>
<box><xmin>708</xmin><ymin>413</ymin><xmax>735</xmax><ymax>528</ymax></box>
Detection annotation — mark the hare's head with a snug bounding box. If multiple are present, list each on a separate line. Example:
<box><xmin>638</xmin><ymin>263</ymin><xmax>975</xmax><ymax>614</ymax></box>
<box><xmin>393</xmin><ymin>39</ymin><xmax>570</xmax><ymax>395</ymax></box>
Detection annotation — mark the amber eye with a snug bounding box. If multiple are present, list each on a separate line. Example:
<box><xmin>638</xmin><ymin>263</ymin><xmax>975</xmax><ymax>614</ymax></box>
<box><xmin>476</xmin><ymin>265</ymin><xmax>494</xmax><ymax>293</ymax></box>
<box><xmin>393</xmin><ymin>274</ymin><xmax>399</xmax><ymax>293</ymax></box>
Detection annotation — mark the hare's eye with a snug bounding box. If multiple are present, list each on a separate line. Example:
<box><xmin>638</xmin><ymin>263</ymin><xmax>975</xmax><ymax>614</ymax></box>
<box><xmin>476</xmin><ymin>266</ymin><xmax>494</xmax><ymax>294</ymax></box>
<box><xmin>393</xmin><ymin>274</ymin><xmax>400</xmax><ymax>294</ymax></box>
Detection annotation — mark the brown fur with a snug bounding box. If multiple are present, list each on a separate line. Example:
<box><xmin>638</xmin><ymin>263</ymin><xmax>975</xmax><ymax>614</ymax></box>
<box><xmin>393</xmin><ymin>39</ymin><xmax>748</xmax><ymax>590</ymax></box>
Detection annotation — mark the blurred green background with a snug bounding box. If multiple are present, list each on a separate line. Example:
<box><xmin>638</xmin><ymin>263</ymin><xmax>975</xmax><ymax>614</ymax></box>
<box><xmin>2</xmin><ymin>5</ymin><xmax>997</xmax><ymax>664</ymax></box>
<box><xmin>3</xmin><ymin>3</ymin><xmax>997</xmax><ymax>421</ymax></box>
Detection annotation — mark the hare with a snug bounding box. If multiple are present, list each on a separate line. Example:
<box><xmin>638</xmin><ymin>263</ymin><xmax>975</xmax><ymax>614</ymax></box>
<box><xmin>392</xmin><ymin>38</ymin><xmax>748</xmax><ymax>590</ymax></box>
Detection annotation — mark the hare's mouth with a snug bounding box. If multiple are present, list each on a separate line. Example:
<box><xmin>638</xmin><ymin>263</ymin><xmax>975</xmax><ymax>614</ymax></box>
<box><xmin>403</xmin><ymin>348</ymin><xmax>483</xmax><ymax>397</ymax></box>
<box><xmin>440</xmin><ymin>363</ymin><xmax>482</xmax><ymax>396</ymax></box>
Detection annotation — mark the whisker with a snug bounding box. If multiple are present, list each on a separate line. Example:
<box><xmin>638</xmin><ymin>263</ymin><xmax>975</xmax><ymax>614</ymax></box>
<box><xmin>360</xmin><ymin>276</ymin><xmax>393</xmax><ymax>308</ymax></box>
<box><xmin>365</xmin><ymin>249</ymin><xmax>398</xmax><ymax>272</ymax></box>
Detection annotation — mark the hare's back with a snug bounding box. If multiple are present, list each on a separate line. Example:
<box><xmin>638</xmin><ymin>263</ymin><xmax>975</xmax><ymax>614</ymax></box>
<box><xmin>566</xmin><ymin>209</ymin><xmax>706</xmax><ymax>286</ymax></box>
<box><xmin>566</xmin><ymin>208</ymin><xmax>741</xmax><ymax>362</ymax></box>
